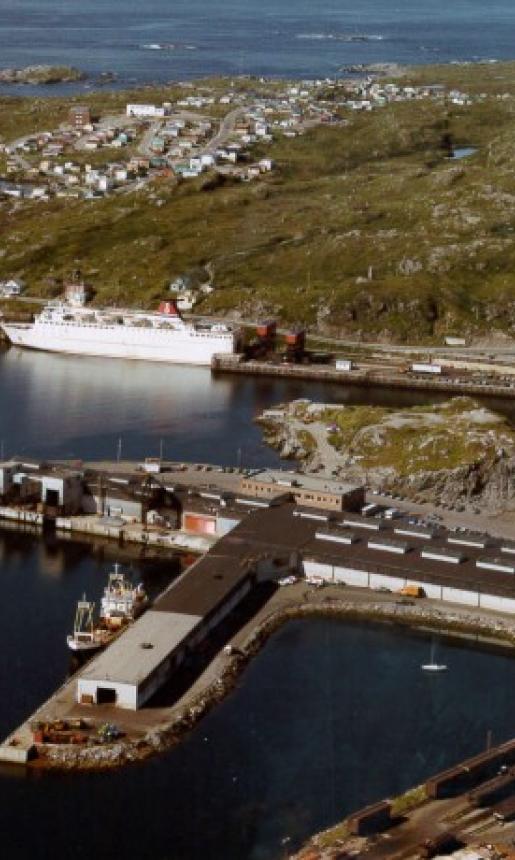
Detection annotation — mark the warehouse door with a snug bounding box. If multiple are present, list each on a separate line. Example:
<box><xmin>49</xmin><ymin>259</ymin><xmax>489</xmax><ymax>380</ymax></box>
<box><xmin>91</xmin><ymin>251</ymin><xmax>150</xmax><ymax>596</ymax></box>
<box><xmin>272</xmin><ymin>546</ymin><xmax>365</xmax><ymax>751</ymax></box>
<box><xmin>97</xmin><ymin>687</ymin><xmax>117</xmax><ymax>705</ymax></box>
<box><xmin>183</xmin><ymin>514</ymin><xmax>216</xmax><ymax>535</ymax></box>
<box><xmin>45</xmin><ymin>489</ymin><xmax>59</xmax><ymax>506</ymax></box>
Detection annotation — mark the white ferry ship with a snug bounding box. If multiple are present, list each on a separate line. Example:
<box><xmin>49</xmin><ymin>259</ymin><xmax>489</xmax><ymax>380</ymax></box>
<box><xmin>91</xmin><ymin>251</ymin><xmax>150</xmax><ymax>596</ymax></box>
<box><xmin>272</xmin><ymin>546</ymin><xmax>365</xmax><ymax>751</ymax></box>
<box><xmin>0</xmin><ymin>300</ymin><xmax>239</xmax><ymax>365</ymax></box>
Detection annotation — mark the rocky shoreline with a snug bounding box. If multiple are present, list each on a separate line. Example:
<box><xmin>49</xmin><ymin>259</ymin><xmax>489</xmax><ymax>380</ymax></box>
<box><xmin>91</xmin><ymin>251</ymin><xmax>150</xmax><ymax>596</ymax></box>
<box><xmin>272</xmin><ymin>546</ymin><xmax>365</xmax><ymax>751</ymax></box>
<box><xmin>35</xmin><ymin>596</ymin><xmax>515</xmax><ymax>772</ymax></box>
<box><xmin>0</xmin><ymin>65</ymin><xmax>85</xmax><ymax>85</ymax></box>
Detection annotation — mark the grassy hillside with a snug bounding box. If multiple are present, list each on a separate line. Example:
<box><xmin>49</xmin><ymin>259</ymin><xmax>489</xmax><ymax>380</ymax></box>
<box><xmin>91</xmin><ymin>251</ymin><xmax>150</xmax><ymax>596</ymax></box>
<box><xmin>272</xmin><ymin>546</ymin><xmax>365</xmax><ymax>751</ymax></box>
<box><xmin>3</xmin><ymin>63</ymin><xmax>515</xmax><ymax>342</ymax></box>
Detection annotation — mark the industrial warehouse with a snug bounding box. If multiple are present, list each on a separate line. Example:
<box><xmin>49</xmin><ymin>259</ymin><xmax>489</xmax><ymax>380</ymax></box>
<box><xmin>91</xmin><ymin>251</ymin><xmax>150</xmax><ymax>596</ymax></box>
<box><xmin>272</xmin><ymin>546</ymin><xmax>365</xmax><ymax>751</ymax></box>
<box><xmin>75</xmin><ymin>499</ymin><xmax>515</xmax><ymax>711</ymax></box>
<box><xmin>4</xmin><ymin>456</ymin><xmax>515</xmax><ymax>719</ymax></box>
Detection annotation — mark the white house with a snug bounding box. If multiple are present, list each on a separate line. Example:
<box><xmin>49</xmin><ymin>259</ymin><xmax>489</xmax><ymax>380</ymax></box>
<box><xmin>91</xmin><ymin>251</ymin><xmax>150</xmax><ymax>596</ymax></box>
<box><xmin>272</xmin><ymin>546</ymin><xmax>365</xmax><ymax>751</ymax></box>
<box><xmin>0</xmin><ymin>278</ymin><xmax>24</xmax><ymax>297</ymax></box>
<box><xmin>176</xmin><ymin>290</ymin><xmax>197</xmax><ymax>312</ymax></box>
<box><xmin>126</xmin><ymin>104</ymin><xmax>166</xmax><ymax>118</ymax></box>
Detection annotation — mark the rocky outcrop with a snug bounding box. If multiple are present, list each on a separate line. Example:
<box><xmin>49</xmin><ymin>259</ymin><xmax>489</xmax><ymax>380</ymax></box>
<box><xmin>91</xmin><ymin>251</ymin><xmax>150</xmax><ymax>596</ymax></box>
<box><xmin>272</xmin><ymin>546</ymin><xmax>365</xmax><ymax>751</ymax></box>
<box><xmin>0</xmin><ymin>65</ymin><xmax>85</xmax><ymax>84</ymax></box>
<box><xmin>379</xmin><ymin>451</ymin><xmax>515</xmax><ymax>510</ymax></box>
<box><xmin>257</xmin><ymin>398</ymin><xmax>515</xmax><ymax>513</ymax></box>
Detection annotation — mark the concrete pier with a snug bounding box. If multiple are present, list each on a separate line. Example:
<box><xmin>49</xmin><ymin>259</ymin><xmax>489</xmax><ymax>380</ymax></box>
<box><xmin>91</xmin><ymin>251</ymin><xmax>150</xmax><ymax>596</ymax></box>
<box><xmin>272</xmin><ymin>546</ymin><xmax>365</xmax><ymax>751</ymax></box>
<box><xmin>212</xmin><ymin>354</ymin><xmax>515</xmax><ymax>400</ymax></box>
<box><xmin>6</xmin><ymin>457</ymin><xmax>515</xmax><ymax>770</ymax></box>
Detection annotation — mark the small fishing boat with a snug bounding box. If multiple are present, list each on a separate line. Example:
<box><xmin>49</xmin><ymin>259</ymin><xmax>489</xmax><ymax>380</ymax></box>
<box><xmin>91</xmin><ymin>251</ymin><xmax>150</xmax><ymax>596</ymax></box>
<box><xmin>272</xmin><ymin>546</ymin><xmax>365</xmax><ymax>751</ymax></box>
<box><xmin>67</xmin><ymin>566</ymin><xmax>147</xmax><ymax>652</ymax></box>
<box><xmin>67</xmin><ymin>596</ymin><xmax>107</xmax><ymax>653</ymax></box>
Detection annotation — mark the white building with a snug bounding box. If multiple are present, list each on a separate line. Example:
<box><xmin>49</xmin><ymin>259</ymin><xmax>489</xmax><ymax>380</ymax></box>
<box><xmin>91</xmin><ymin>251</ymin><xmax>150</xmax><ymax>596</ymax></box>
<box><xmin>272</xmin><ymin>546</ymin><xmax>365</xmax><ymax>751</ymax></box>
<box><xmin>126</xmin><ymin>104</ymin><xmax>167</xmax><ymax>118</ymax></box>
<box><xmin>0</xmin><ymin>461</ymin><xmax>83</xmax><ymax>513</ymax></box>
<box><xmin>77</xmin><ymin>611</ymin><xmax>202</xmax><ymax>708</ymax></box>
<box><xmin>176</xmin><ymin>290</ymin><xmax>197</xmax><ymax>312</ymax></box>
<box><xmin>0</xmin><ymin>279</ymin><xmax>24</xmax><ymax>297</ymax></box>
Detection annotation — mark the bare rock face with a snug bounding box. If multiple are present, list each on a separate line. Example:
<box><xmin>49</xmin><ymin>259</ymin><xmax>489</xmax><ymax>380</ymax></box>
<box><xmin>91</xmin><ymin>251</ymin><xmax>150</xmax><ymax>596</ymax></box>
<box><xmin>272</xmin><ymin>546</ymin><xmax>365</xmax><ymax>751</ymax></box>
<box><xmin>380</xmin><ymin>454</ymin><xmax>515</xmax><ymax>511</ymax></box>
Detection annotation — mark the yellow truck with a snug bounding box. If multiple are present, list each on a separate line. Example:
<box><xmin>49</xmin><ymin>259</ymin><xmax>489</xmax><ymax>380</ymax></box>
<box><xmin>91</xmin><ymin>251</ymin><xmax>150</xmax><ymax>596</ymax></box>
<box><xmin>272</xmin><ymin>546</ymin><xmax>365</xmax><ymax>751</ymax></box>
<box><xmin>398</xmin><ymin>585</ymin><xmax>425</xmax><ymax>598</ymax></box>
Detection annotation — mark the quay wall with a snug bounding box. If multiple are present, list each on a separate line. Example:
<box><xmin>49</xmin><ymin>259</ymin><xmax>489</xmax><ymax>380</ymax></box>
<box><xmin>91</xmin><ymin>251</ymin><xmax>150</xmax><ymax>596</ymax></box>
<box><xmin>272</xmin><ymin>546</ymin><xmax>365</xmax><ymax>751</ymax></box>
<box><xmin>212</xmin><ymin>356</ymin><xmax>515</xmax><ymax>400</ymax></box>
<box><xmin>0</xmin><ymin>506</ymin><xmax>44</xmax><ymax>527</ymax></box>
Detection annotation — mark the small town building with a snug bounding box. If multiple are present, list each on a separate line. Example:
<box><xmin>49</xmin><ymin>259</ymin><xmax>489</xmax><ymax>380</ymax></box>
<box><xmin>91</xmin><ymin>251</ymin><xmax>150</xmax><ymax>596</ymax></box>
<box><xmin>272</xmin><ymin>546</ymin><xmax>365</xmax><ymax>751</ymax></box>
<box><xmin>82</xmin><ymin>473</ymin><xmax>174</xmax><ymax>522</ymax></box>
<box><xmin>69</xmin><ymin>105</ymin><xmax>91</xmax><ymax>129</ymax></box>
<box><xmin>0</xmin><ymin>460</ymin><xmax>83</xmax><ymax>513</ymax></box>
<box><xmin>239</xmin><ymin>470</ymin><xmax>365</xmax><ymax>512</ymax></box>
<box><xmin>0</xmin><ymin>278</ymin><xmax>24</xmax><ymax>297</ymax></box>
<box><xmin>126</xmin><ymin>103</ymin><xmax>167</xmax><ymax>118</ymax></box>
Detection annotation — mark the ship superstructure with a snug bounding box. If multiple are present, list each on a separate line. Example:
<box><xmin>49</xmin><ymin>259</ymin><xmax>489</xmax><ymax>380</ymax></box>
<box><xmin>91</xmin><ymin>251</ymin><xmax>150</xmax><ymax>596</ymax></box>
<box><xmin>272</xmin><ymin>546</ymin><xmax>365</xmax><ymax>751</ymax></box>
<box><xmin>0</xmin><ymin>300</ymin><xmax>239</xmax><ymax>365</ymax></box>
<box><xmin>100</xmin><ymin>564</ymin><xmax>147</xmax><ymax>627</ymax></box>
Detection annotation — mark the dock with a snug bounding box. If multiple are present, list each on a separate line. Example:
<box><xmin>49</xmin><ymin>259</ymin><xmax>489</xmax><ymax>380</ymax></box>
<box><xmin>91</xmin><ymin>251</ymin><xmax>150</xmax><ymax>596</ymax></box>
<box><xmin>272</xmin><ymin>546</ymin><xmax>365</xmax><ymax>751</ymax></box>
<box><xmin>212</xmin><ymin>354</ymin><xmax>515</xmax><ymax>400</ymax></box>
<box><xmin>6</xmin><ymin>457</ymin><xmax>515</xmax><ymax>772</ymax></box>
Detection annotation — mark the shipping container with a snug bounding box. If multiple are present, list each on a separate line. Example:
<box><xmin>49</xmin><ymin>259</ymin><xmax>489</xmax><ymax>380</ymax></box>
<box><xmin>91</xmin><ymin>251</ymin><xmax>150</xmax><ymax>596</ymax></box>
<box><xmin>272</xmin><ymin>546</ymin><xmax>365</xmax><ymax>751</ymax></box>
<box><xmin>336</xmin><ymin>359</ymin><xmax>353</xmax><ymax>371</ymax></box>
<box><xmin>410</xmin><ymin>363</ymin><xmax>442</xmax><ymax>375</ymax></box>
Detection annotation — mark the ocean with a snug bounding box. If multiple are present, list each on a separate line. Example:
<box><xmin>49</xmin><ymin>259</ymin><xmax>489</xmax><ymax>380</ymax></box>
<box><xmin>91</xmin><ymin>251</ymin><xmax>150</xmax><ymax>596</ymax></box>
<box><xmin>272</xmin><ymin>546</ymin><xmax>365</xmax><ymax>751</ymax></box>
<box><xmin>0</xmin><ymin>0</ymin><xmax>515</xmax><ymax>92</ymax></box>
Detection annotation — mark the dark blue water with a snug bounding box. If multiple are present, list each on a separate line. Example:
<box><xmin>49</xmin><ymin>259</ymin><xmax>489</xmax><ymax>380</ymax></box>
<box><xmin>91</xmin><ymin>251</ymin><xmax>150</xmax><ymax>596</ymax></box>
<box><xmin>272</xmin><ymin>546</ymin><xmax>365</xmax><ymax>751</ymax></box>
<box><xmin>1</xmin><ymin>0</ymin><xmax>515</xmax><ymax>94</ymax></box>
<box><xmin>0</xmin><ymin>528</ymin><xmax>180</xmax><ymax>738</ymax></box>
<box><xmin>1</xmin><ymin>345</ymin><xmax>514</xmax><ymax>465</ymax></box>
<box><xmin>2</xmin><ymin>347</ymin><xmax>515</xmax><ymax>857</ymax></box>
<box><xmin>2</xmin><ymin>576</ymin><xmax>515</xmax><ymax>860</ymax></box>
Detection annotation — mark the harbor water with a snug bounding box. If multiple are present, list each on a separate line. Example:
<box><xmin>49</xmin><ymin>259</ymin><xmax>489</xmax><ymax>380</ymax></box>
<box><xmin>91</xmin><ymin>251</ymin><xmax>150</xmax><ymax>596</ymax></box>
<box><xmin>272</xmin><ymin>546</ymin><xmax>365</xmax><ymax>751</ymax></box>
<box><xmin>1</xmin><ymin>347</ymin><xmax>515</xmax><ymax>856</ymax></box>
<box><xmin>1</xmin><ymin>344</ymin><xmax>515</xmax><ymax>465</ymax></box>
<box><xmin>1</xmin><ymin>541</ymin><xmax>515</xmax><ymax>860</ymax></box>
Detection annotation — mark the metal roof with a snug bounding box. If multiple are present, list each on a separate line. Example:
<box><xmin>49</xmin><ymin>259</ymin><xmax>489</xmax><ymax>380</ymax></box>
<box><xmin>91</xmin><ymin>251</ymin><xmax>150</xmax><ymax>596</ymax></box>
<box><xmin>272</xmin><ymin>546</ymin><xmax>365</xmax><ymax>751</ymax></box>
<box><xmin>154</xmin><ymin>551</ymin><xmax>253</xmax><ymax>618</ymax></box>
<box><xmin>79</xmin><ymin>610</ymin><xmax>201</xmax><ymax>687</ymax></box>
<box><xmin>244</xmin><ymin>469</ymin><xmax>362</xmax><ymax>495</ymax></box>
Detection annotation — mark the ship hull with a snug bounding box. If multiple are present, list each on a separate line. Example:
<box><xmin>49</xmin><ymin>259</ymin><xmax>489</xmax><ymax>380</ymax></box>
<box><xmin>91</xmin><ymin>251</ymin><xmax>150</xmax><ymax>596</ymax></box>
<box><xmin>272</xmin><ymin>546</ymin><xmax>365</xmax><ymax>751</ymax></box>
<box><xmin>1</xmin><ymin>321</ymin><xmax>236</xmax><ymax>366</ymax></box>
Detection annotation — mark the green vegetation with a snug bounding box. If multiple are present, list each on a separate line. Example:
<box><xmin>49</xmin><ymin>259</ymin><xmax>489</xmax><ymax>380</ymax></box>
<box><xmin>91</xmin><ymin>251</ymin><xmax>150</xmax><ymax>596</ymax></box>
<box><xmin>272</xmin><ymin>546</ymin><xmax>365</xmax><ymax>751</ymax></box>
<box><xmin>3</xmin><ymin>63</ymin><xmax>515</xmax><ymax>339</ymax></box>
<box><xmin>263</xmin><ymin>397</ymin><xmax>515</xmax><ymax>479</ymax></box>
<box><xmin>390</xmin><ymin>784</ymin><xmax>428</xmax><ymax>816</ymax></box>
<box><xmin>322</xmin><ymin>398</ymin><xmax>510</xmax><ymax>475</ymax></box>
<box><xmin>315</xmin><ymin>820</ymin><xmax>350</xmax><ymax>849</ymax></box>
<box><xmin>296</xmin><ymin>429</ymin><xmax>317</xmax><ymax>454</ymax></box>
<box><xmin>0</xmin><ymin>65</ymin><xmax>85</xmax><ymax>85</ymax></box>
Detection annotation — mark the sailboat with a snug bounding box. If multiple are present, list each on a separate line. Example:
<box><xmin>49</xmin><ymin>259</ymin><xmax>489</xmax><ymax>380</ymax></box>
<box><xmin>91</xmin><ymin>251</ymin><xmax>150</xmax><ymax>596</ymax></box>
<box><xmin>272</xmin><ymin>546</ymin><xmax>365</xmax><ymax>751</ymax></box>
<box><xmin>421</xmin><ymin>639</ymin><xmax>448</xmax><ymax>673</ymax></box>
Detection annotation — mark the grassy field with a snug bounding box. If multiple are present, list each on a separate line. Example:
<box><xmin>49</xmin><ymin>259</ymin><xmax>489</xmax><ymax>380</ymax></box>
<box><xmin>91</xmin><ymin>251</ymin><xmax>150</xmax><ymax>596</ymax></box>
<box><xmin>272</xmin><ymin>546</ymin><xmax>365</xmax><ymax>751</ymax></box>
<box><xmin>2</xmin><ymin>64</ymin><xmax>515</xmax><ymax>341</ymax></box>
<box><xmin>322</xmin><ymin>397</ymin><xmax>511</xmax><ymax>475</ymax></box>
